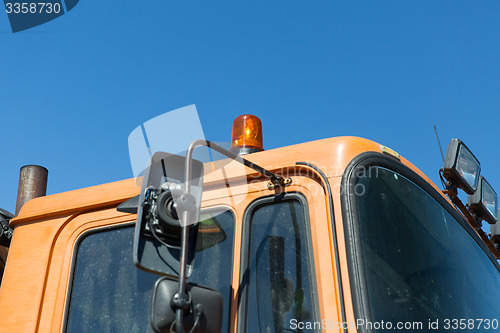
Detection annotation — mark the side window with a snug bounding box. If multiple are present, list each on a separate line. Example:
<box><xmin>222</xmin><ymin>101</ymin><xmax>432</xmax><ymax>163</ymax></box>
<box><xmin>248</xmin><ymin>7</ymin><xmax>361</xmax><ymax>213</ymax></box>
<box><xmin>65</xmin><ymin>209</ymin><xmax>235</xmax><ymax>333</ymax></box>
<box><xmin>65</xmin><ymin>226</ymin><xmax>157</xmax><ymax>333</ymax></box>
<box><xmin>242</xmin><ymin>196</ymin><xmax>318</xmax><ymax>332</ymax></box>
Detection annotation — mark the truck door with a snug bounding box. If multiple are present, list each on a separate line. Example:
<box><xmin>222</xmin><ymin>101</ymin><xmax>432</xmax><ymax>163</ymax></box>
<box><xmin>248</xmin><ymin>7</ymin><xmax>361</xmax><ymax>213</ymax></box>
<box><xmin>234</xmin><ymin>168</ymin><xmax>341</xmax><ymax>333</ymax></box>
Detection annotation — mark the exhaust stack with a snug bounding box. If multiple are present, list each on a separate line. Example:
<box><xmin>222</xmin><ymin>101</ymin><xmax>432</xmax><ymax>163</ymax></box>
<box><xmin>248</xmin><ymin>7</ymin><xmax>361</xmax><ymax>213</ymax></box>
<box><xmin>15</xmin><ymin>165</ymin><xmax>48</xmax><ymax>215</ymax></box>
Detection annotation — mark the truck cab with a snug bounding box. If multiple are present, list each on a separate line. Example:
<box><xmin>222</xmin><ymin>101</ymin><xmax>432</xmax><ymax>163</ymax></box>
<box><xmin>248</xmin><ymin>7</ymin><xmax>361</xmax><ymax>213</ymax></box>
<box><xmin>1</xmin><ymin>118</ymin><xmax>499</xmax><ymax>332</ymax></box>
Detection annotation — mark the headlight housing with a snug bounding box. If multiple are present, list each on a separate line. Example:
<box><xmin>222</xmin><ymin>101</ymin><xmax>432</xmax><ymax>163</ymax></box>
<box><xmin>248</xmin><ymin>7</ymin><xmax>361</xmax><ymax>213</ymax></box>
<box><xmin>467</xmin><ymin>176</ymin><xmax>498</xmax><ymax>225</ymax></box>
<box><xmin>442</xmin><ymin>139</ymin><xmax>481</xmax><ymax>195</ymax></box>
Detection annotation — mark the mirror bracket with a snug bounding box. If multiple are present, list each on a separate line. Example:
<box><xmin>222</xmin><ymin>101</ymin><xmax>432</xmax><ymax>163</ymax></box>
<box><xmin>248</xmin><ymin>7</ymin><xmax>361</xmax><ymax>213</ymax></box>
<box><xmin>171</xmin><ymin>292</ymin><xmax>191</xmax><ymax>311</ymax></box>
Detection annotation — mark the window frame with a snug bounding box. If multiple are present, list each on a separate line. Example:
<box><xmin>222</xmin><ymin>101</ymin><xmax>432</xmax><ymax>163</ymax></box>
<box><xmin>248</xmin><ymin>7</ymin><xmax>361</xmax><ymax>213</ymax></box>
<box><xmin>340</xmin><ymin>152</ymin><xmax>500</xmax><ymax>333</ymax></box>
<box><xmin>237</xmin><ymin>192</ymin><xmax>320</xmax><ymax>333</ymax></box>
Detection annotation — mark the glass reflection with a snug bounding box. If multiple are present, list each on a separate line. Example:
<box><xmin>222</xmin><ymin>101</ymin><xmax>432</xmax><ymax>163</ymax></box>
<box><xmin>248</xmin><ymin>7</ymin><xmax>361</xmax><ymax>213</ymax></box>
<box><xmin>457</xmin><ymin>145</ymin><xmax>480</xmax><ymax>191</ymax></box>
<box><xmin>482</xmin><ymin>179</ymin><xmax>498</xmax><ymax>220</ymax></box>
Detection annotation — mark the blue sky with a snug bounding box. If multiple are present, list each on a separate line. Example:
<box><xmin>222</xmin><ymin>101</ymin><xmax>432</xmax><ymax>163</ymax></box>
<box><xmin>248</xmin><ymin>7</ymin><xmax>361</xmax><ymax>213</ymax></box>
<box><xmin>1</xmin><ymin>1</ymin><xmax>499</xmax><ymax>233</ymax></box>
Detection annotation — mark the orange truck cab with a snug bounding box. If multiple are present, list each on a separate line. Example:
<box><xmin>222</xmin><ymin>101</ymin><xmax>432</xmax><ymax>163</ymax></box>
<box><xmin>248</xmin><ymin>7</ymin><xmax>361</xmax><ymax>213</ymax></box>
<box><xmin>0</xmin><ymin>116</ymin><xmax>499</xmax><ymax>333</ymax></box>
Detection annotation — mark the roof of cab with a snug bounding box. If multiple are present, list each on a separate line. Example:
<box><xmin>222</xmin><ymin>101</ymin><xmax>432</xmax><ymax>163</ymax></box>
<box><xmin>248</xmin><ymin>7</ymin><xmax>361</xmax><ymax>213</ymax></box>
<box><xmin>11</xmin><ymin>136</ymin><xmax>438</xmax><ymax>226</ymax></box>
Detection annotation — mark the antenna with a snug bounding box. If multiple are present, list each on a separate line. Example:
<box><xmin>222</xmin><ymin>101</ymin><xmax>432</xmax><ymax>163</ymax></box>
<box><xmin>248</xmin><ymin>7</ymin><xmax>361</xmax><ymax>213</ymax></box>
<box><xmin>434</xmin><ymin>124</ymin><xmax>445</xmax><ymax>162</ymax></box>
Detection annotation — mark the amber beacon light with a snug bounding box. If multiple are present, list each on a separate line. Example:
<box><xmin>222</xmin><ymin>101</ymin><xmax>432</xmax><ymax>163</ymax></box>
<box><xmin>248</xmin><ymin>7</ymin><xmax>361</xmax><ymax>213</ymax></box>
<box><xmin>230</xmin><ymin>114</ymin><xmax>264</xmax><ymax>155</ymax></box>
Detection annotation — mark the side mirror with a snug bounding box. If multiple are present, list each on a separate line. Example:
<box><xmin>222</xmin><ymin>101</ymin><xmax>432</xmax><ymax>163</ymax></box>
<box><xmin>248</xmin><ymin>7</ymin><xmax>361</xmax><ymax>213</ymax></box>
<box><xmin>150</xmin><ymin>277</ymin><xmax>223</xmax><ymax>333</ymax></box>
<box><xmin>133</xmin><ymin>152</ymin><xmax>204</xmax><ymax>277</ymax></box>
<box><xmin>442</xmin><ymin>139</ymin><xmax>481</xmax><ymax>195</ymax></box>
<box><xmin>467</xmin><ymin>176</ymin><xmax>498</xmax><ymax>225</ymax></box>
<box><xmin>0</xmin><ymin>208</ymin><xmax>14</xmax><ymax>247</ymax></box>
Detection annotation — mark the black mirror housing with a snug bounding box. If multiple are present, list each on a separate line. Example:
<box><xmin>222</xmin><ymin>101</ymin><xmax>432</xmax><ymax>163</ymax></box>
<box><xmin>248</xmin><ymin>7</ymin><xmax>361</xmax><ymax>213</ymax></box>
<box><xmin>133</xmin><ymin>152</ymin><xmax>204</xmax><ymax>277</ymax></box>
<box><xmin>150</xmin><ymin>277</ymin><xmax>223</xmax><ymax>333</ymax></box>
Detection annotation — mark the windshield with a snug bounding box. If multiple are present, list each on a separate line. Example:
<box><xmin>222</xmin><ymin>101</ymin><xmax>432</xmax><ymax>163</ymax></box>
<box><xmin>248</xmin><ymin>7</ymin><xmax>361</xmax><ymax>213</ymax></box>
<box><xmin>351</xmin><ymin>166</ymin><xmax>500</xmax><ymax>332</ymax></box>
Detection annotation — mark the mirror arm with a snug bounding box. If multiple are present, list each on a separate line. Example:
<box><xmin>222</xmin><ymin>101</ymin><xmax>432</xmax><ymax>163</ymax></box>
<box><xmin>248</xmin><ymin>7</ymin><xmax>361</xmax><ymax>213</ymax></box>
<box><xmin>172</xmin><ymin>197</ymin><xmax>195</xmax><ymax>333</ymax></box>
<box><xmin>185</xmin><ymin>140</ymin><xmax>290</xmax><ymax>189</ymax></box>
<box><xmin>174</xmin><ymin>223</ymin><xmax>191</xmax><ymax>333</ymax></box>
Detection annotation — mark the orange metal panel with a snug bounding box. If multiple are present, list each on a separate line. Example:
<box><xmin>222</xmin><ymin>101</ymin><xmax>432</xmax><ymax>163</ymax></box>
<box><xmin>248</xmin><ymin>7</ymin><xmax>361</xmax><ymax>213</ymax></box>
<box><xmin>11</xmin><ymin>178</ymin><xmax>140</xmax><ymax>227</ymax></box>
<box><xmin>40</xmin><ymin>210</ymin><xmax>135</xmax><ymax>332</ymax></box>
<box><xmin>0</xmin><ymin>214</ymin><xmax>72</xmax><ymax>332</ymax></box>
